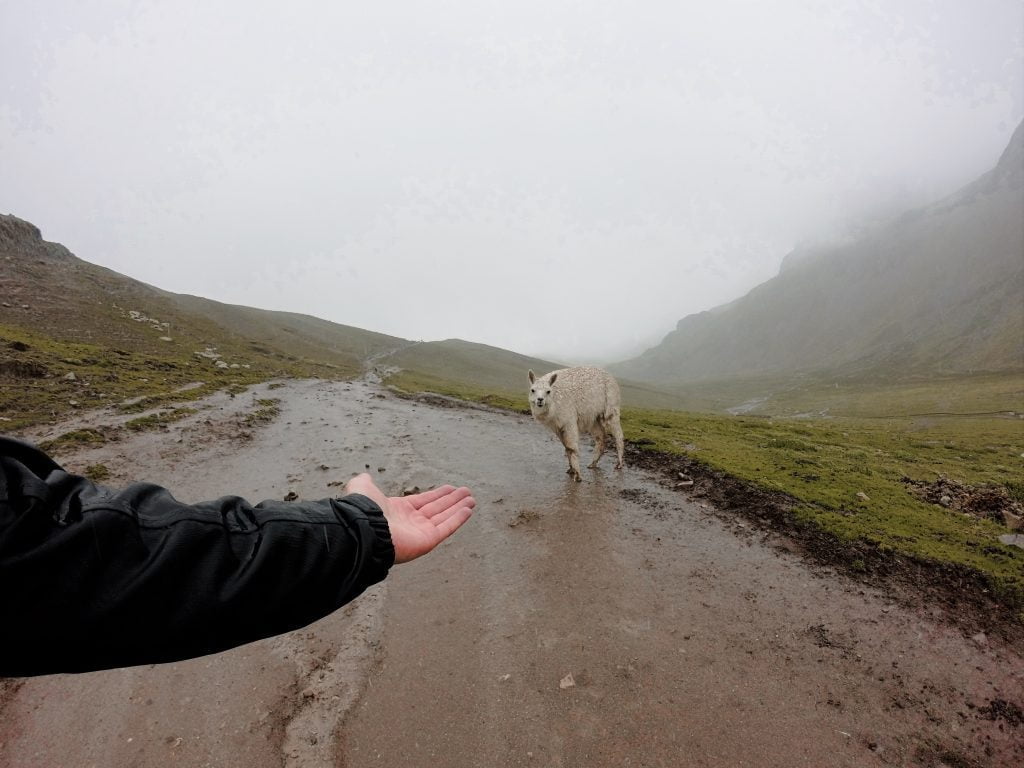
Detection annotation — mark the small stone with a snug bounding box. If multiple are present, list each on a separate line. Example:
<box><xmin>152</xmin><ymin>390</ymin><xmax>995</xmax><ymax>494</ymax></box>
<box><xmin>939</xmin><ymin>495</ymin><xmax>952</xmax><ymax>507</ymax></box>
<box><xmin>63</xmin><ymin>372</ymin><xmax>77</xmax><ymax>381</ymax></box>
<box><xmin>999</xmin><ymin>533</ymin><xmax>1024</xmax><ymax>549</ymax></box>
<box><xmin>559</xmin><ymin>673</ymin><xmax>575</xmax><ymax>689</ymax></box>
<box><xmin>215</xmin><ymin>360</ymin><xmax>229</xmax><ymax>369</ymax></box>
<box><xmin>159</xmin><ymin>336</ymin><xmax>172</xmax><ymax>342</ymax></box>
<box><xmin>498</xmin><ymin>673</ymin><xmax>511</xmax><ymax>682</ymax></box>
<box><xmin>971</xmin><ymin>631</ymin><xmax>988</xmax><ymax>648</ymax></box>
<box><xmin>68</xmin><ymin>400</ymin><xmax>79</xmax><ymax>406</ymax></box>
<box><xmin>402</xmin><ymin>486</ymin><xmax>421</xmax><ymax>496</ymax></box>
<box><xmin>319</xmin><ymin>464</ymin><xmax>330</xmax><ymax>471</ymax></box>
<box><xmin>284</xmin><ymin>491</ymin><xmax>299</xmax><ymax>501</ymax></box>
<box><xmin>856</xmin><ymin>492</ymin><xmax>870</xmax><ymax>502</ymax></box>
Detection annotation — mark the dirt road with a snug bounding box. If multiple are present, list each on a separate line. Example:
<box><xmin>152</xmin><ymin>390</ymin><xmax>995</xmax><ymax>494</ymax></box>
<box><xmin>2</xmin><ymin>379</ymin><xmax>1021</xmax><ymax>767</ymax></box>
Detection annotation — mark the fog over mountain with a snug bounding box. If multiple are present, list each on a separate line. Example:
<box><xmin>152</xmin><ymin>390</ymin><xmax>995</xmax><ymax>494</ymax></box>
<box><xmin>1</xmin><ymin>2</ymin><xmax>1022</xmax><ymax>360</ymax></box>
<box><xmin>613</xmin><ymin>120</ymin><xmax>1024</xmax><ymax>383</ymax></box>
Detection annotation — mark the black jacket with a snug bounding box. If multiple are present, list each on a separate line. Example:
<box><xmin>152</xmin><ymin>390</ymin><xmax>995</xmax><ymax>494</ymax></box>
<box><xmin>0</xmin><ymin>436</ymin><xmax>395</xmax><ymax>677</ymax></box>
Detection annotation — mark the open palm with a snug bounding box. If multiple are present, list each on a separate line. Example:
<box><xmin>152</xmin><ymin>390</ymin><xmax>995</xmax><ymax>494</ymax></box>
<box><xmin>344</xmin><ymin>474</ymin><xmax>476</xmax><ymax>564</ymax></box>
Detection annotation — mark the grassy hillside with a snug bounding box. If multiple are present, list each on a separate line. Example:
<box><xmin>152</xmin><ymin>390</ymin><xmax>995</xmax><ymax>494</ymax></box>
<box><xmin>164</xmin><ymin>292</ymin><xmax>406</xmax><ymax>369</ymax></box>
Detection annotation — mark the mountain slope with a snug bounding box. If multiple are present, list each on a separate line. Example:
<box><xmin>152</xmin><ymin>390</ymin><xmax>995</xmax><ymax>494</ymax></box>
<box><xmin>0</xmin><ymin>214</ymin><xmax>407</xmax><ymax>374</ymax></box>
<box><xmin>615</xmin><ymin>121</ymin><xmax>1024</xmax><ymax>384</ymax></box>
<box><xmin>0</xmin><ymin>214</ymin><xmax>413</xmax><ymax>427</ymax></box>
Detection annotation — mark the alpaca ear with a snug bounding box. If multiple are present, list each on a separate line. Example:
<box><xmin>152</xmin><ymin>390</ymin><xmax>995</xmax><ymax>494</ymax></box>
<box><xmin>528</xmin><ymin>370</ymin><xmax>536</xmax><ymax>383</ymax></box>
<box><xmin>549</xmin><ymin>373</ymin><xmax>558</xmax><ymax>385</ymax></box>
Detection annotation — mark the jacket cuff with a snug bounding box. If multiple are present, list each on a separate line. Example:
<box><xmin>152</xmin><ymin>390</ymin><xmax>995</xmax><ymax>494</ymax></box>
<box><xmin>335</xmin><ymin>493</ymin><xmax>396</xmax><ymax>576</ymax></box>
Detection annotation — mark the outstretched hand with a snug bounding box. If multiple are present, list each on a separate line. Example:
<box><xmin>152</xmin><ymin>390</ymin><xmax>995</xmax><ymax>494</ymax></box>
<box><xmin>344</xmin><ymin>474</ymin><xmax>476</xmax><ymax>564</ymax></box>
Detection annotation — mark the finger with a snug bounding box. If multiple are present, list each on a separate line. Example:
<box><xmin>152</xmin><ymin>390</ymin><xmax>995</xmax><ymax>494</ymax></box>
<box><xmin>432</xmin><ymin>504</ymin><xmax>475</xmax><ymax>541</ymax></box>
<box><xmin>430</xmin><ymin>497</ymin><xmax>476</xmax><ymax>528</ymax></box>
<box><xmin>418</xmin><ymin>487</ymin><xmax>474</xmax><ymax>519</ymax></box>
<box><xmin>403</xmin><ymin>485</ymin><xmax>456</xmax><ymax>509</ymax></box>
<box><xmin>415</xmin><ymin>487</ymin><xmax>471</xmax><ymax>517</ymax></box>
<box><xmin>344</xmin><ymin>473</ymin><xmax>376</xmax><ymax>494</ymax></box>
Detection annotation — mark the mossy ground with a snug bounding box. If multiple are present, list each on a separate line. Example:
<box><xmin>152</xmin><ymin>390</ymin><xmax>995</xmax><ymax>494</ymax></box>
<box><xmin>242</xmin><ymin>398</ymin><xmax>281</xmax><ymax>427</ymax></box>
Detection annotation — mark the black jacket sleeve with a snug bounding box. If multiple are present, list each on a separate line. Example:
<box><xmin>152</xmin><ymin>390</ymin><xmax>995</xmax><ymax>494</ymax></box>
<box><xmin>0</xmin><ymin>436</ymin><xmax>395</xmax><ymax>677</ymax></box>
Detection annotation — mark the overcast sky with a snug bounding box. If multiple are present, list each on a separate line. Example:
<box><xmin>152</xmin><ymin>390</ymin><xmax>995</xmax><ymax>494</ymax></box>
<box><xmin>2</xmin><ymin>1</ymin><xmax>1022</xmax><ymax>361</ymax></box>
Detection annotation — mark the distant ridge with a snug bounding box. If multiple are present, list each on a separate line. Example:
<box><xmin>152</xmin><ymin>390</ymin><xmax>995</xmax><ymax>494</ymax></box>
<box><xmin>613</xmin><ymin>121</ymin><xmax>1024</xmax><ymax>384</ymax></box>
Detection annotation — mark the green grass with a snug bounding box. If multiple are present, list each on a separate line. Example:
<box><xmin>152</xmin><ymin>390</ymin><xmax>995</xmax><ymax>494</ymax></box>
<box><xmin>83</xmin><ymin>463</ymin><xmax>110</xmax><ymax>482</ymax></box>
<box><xmin>242</xmin><ymin>398</ymin><xmax>281</xmax><ymax>427</ymax></box>
<box><xmin>125</xmin><ymin>407</ymin><xmax>197</xmax><ymax>432</ymax></box>
<box><xmin>387</xmin><ymin>369</ymin><xmax>1024</xmax><ymax>606</ymax></box>
<box><xmin>38</xmin><ymin>428</ymin><xmax>109</xmax><ymax>454</ymax></box>
<box><xmin>117</xmin><ymin>384</ymin><xmax>225</xmax><ymax>414</ymax></box>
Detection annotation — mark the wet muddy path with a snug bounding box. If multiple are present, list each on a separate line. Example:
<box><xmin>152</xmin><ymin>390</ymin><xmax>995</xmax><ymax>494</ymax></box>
<box><xmin>2</xmin><ymin>379</ymin><xmax>1021</xmax><ymax>767</ymax></box>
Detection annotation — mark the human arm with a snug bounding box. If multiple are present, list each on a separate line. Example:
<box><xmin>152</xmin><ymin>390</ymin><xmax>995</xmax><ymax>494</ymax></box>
<box><xmin>0</xmin><ymin>437</ymin><xmax>470</xmax><ymax>676</ymax></box>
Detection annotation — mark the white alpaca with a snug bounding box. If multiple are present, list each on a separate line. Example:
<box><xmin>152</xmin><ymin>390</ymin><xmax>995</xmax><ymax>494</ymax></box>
<box><xmin>528</xmin><ymin>366</ymin><xmax>625</xmax><ymax>482</ymax></box>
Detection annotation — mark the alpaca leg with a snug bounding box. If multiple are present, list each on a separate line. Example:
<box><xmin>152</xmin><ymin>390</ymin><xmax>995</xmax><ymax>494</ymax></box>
<box><xmin>588</xmin><ymin>423</ymin><xmax>607</xmax><ymax>468</ymax></box>
<box><xmin>610</xmin><ymin>413</ymin><xmax>625</xmax><ymax>469</ymax></box>
<box><xmin>560</xmin><ymin>425</ymin><xmax>583</xmax><ymax>482</ymax></box>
